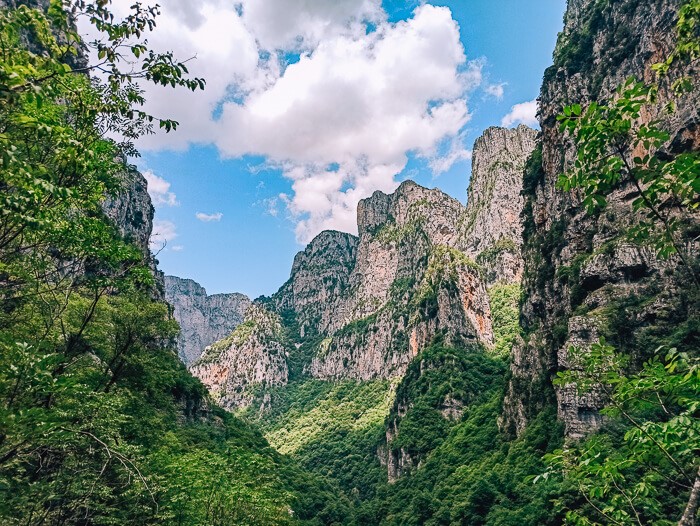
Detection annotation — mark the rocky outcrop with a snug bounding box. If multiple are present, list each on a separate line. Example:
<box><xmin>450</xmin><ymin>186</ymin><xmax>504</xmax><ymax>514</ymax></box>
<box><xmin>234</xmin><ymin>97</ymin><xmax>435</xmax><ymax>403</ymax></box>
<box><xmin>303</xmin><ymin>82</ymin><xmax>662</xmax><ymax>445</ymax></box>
<box><xmin>461</xmin><ymin>125</ymin><xmax>538</xmax><ymax>286</ymax></box>
<box><xmin>307</xmin><ymin>182</ymin><xmax>492</xmax><ymax>381</ymax></box>
<box><xmin>191</xmin><ymin>126</ymin><xmax>541</xmax><ymax>410</ymax></box>
<box><xmin>270</xmin><ymin>230</ymin><xmax>358</xmax><ymax>337</ymax></box>
<box><xmin>190</xmin><ymin>305</ymin><xmax>289</xmax><ymax>410</ymax></box>
<box><xmin>103</xmin><ymin>163</ymin><xmax>154</xmax><ymax>256</ymax></box>
<box><xmin>164</xmin><ymin>276</ymin><xmax>251</xmax><ymax>365</ymax></box>
<box><xmin>501</xmin><ymin>0</ymin><xmax>700</xmax><ymax>438</ymax></box>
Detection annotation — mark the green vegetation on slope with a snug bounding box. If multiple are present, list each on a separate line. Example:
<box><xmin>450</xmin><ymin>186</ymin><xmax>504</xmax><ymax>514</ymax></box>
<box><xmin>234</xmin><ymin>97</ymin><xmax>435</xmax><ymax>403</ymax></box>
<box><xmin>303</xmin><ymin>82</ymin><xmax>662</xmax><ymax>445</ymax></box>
<box><xmin>242</xmin><ymin>380</ymin><xmax>395</xmax><ymax>504</ymax></box>
<box><xmin>241</xmin><ymin>344</ymin><xmax>572</xmax><ymax>526</ymax></box>
<box><xmin>0</xmin><ymin>3</ymin><xmax>348</xmax><ymax>524</ymax></box>
<box><xmin>487</xmin><ymin>283</ymin><xmax>521</xmax><ymax>358</ymax></box>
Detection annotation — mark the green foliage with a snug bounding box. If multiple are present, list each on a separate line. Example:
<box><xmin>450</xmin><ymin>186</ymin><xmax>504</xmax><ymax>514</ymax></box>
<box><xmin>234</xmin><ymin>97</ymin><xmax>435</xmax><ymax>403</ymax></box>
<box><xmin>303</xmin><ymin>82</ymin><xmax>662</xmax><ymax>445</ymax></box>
<box><xmin>540</xmin><ymin>341</ymin><xmax>699</xmax><ymax>524</ymax></box>
<box><xmin>243</xmin><ymin>379</ymin><xmax>394</xmax><ymax>505</ymax></box>
<box><xmin>557</xmin><ymin>77</ymin><xmax>700</xmax><ymax>262</ymax></box>
<box><xmin>487</xmin><ymin>283</ymin><xmax>521</xmax><ymax>358</ymax></box>
<box><xmin>374</xmin><ymin>356</ymin><xmax>568</xmax><ymax>526</ymax></box>
<box><xmin>389</xmin><ymin>345</ymin><xmax>505</xmax><ymax>461</ymax></box>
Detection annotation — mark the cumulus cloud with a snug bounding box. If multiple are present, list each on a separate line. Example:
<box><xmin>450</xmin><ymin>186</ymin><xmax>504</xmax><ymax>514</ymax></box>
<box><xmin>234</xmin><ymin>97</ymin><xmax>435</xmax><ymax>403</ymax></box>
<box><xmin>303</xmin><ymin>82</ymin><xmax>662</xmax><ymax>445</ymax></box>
<box><xmin>87</xmin><ymin>1</ymin><xmax>484</xmax><ymax>243</ymax></box>
<box><xmin>143</xmin><ymin>170</ymin><xmax>178</xmax><ymax>207</ymax></box>
<box><xmin>196</xmin><ymin>212</ymin><xmax>224</xmax><ymax>222</ymax></box>
<box><xmin>150</xmin><ymin>219</ymin><xmax>178</xmax><ymax>251</ymax></box>
<box><xmin>216</xmin><ymin>5</ymin><xmax>474</xmax><ymax>241</ymax></box>
<box><xmin>240</xmin><ymin>0</ymin><xmax>385</xmax><ymax>51</ymax></box>
<box><xmin>501</xmin><ymin>99</ymin><xmax>539</xmax><ymax>128</ymax></box>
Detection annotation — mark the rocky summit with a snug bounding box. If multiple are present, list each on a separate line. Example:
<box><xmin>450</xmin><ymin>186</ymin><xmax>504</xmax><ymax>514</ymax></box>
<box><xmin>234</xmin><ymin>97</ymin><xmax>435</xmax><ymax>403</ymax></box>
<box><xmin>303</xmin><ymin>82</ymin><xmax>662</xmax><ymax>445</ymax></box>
<box><xmin>190</xmin><ymin>126</ymin><xmax>536</xmax><ymax>411</ymax></box>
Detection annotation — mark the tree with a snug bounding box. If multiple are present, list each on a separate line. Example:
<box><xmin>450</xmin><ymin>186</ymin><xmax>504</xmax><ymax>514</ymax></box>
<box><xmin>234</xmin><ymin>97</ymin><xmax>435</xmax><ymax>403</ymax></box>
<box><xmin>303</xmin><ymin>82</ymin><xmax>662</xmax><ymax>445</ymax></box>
<box><xmin>540</xmin><ymin>1</ymin><xmax>700</xmax><ymax>524</ymax></box>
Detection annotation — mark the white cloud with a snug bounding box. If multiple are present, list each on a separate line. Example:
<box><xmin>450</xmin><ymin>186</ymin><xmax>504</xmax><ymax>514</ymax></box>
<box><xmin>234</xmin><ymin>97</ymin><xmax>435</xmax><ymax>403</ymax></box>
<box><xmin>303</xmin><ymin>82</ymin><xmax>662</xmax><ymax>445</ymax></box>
<box><xmin>150</xmin><ymin>219</ymin><xmax>178</xmax><ymax>251</ymax></box>
<box><xmin>171</xmin><ymin>245</ymin><xmax>185</xmax><ymax>252</ymax></box>
<box><xmin>485</xmin><ymin>82</ymin><xmax>505</xmax><ymax>99</ymax></box>
<box><xmin>428</xmin><ymin>134</ymin><xmax>472</xmax><ymax>175</ymax></box>
<box><xmin>215</xmin><ymin>5</ymin><xmax>474</xmax><ymax>241</ymax></box>
<box><xmin>143</xmin><ymin>170</ymin><xmax>178</xmax><ymax>207</ymax></box>
<box><xmin>86</xmin><ymin>2</ymin><xmax>483</xmax><ymax>243</ymax></box>
<box><xmin>196</xmin><ymin>212</ymin><xmax>224</xmax><ymax>222</ymax></box>
<box><xmin>501</xmin><ymin>99</ymin><xmax>539</xmax><ymax>128</ymax></box>
<box><xmin>240</xmin><ymin>0</ymin><xmax>385</xmax><ymax>51</ymax></box>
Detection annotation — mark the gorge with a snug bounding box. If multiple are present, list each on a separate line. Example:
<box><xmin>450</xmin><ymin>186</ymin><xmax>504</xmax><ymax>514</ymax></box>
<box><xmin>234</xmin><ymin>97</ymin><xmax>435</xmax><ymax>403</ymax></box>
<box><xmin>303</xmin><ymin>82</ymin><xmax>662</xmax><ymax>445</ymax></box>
<box><xmin>1</xmin><ymin>0</ymin><xmax>698</xmax><ymax>524</ymax></box>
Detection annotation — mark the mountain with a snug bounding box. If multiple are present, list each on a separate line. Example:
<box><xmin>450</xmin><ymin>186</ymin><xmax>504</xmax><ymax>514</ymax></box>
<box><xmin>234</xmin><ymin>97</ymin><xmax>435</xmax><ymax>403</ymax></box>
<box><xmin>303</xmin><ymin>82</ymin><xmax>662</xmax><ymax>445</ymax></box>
<box><xmin>501</xmin><ymin>0</ymin><xmax>700</xmax><ymax>440</ymax></box>
<box><xmin>191</xmin><ymin>126</ymin><xmax>537</xmax><ymax>411</ymax></box>
<box><xmin>164</xmin><ymin>276</ymin><xmax>251</xmax><ymax>364</ymax></box>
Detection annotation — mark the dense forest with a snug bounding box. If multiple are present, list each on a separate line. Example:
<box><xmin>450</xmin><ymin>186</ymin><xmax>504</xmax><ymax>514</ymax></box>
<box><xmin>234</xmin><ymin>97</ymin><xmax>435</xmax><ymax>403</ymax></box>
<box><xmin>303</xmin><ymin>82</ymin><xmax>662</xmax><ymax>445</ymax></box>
<box><xmin>0</xmin><ymin>0</ymin><xmax>698</xmax><ymax>525</ymax></box>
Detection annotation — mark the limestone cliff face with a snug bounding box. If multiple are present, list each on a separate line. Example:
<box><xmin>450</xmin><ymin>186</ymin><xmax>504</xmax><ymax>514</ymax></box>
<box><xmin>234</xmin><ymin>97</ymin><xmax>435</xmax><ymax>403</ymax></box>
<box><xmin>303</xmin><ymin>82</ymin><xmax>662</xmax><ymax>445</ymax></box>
<box><xmin>190</xmin><ymin>305</ymin><xmax>289</xmax><ymax>410</ymax></box>
<box><xmin>164</xmin><ymin>276</ymin><xmax>251</xmax><ymax>365</ymax></box>
<box><xmin>191</xmin><ymin>130</ymin><xmax>539</xmax><ymax>410</ymax></box>
<box><xmin>501</xmin><ymin>0</ymin><xmax>700</xmax><ymax>439</ymax></box>
<box><xmin>461</xmin><ymin>125</ymin><xmax>538</xmax><ymax>286</ymax></box>
<box><xmin>271</xmin><ymin>230</ymin><xmax>358</xmax><ymax>337</ymax></box>
<box><xmin>101</xmin><ymin>162</ymin><xmax>167</xmax><ymax>297</ymax></box>
<box><xmin>308</xmin><ymin>181</ymin><xmax>491</xmax><ymax>381</ymax></box>
<box><xmin>103</xmin><ymin>164</ymin><xmax>154</xmax><ymax>256</ymax></box>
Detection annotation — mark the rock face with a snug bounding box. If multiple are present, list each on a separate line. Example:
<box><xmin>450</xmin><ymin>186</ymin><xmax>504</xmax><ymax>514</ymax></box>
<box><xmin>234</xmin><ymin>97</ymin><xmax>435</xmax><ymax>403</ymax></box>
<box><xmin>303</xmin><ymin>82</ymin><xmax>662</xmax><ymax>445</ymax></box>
<box><xmin>191</xmin><ymin>138</ymin><xmax>538</xmax><ymax>410</ymax></box>
<box><xmin>306</xmin><ymin>181</ymin><xmax>492</xmax><ymax>382</ymax></box>
<box><xmin>164</xmin><ymin>276</ymin><xmax>251</xmax><ymax>365</ymax></box>
<box><xmin>103</xmin><ymin>164</ymin><xmax>154</xmax><ymax>256</ymax></box>
<box><xmin>501</xmin><ymin>0</ymin><xmax>700</xmax><ymax>439</ymax></box>
<box><xmin>190</xmin><ymin>305</ymin><xmax>288</xmax><ymax>410</ymax></box>
<box><xmin>101</xmin><ymin>162</ymin><xmax>167</xmax><ymax>297</ymax></box>
<box><xmin>271</xmin><ymin>230</ymin><xmax>358</xmax><ymax>337</ymax></box>
<box><xmin>461</xmin><ymin>125</ymin><xmax>538</xmax><ymax>286</ymax></box>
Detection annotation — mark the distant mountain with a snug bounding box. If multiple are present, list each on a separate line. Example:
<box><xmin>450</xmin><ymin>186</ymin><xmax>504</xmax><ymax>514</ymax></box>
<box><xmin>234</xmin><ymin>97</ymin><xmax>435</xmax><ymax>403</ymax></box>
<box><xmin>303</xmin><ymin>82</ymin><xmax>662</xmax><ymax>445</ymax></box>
<box><xmin>164</xmin><ymin>276</ymin><xmax>251</xmax><ymax>365</ymax></box>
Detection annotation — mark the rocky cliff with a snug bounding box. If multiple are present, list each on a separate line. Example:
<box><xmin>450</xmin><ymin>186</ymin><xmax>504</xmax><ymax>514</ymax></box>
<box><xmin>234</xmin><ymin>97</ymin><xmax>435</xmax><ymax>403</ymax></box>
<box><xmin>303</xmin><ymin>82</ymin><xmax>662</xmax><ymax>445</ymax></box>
<box><xmin>103</xmin><ymin>163</ymin><xmax>154</xmax><ymax>256</ymax></box>
<box><xmin>190</xmin><ymin>305</ymin><xmax>289</xmax><ymax>410</ymax></box>
<box><xmin>164</xmin><ymin>276</ymin><xmax>251</xmax><ymax>365</ymax></box>
<box><xmin>501</xmin><ymin>0</ymin><xmax>700</xmax><ymax>439</ymax></box>
<box><xmin>191</xmin><ymin>127</ymin><xmax>536</xmax><ymax>410</ymax></box>
<box><xmin>461</xmin><ymin>125</ymin><xmax>538</xmax><ymax>286</ymax></box>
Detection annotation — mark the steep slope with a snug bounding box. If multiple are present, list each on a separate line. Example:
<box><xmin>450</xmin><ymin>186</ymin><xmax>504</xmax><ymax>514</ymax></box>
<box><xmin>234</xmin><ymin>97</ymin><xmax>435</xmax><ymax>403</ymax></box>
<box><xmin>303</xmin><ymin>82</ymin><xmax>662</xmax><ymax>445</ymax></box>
<box><xmin>461</xmin><ymin>125</ymin><xmax>538</xmax><ymax>285</ymax></box>
<box><xmin>164</xmin><ymin>275</ymin><xmax>251</xmax><ymax>364</ymax></box>
<box><xmin>193</xmin><ymin>178</ymin><xmax>513</xmax><ymax>410</ymax></box>
<box><xmin>501</xmin><ymin>0</ymin><xmax>700</xmax><ymax>439</ymax></box>
<box><xmin>191</xmin><ymin>305</ymin><xmax>290</xmax><ymax>410</ymax></box>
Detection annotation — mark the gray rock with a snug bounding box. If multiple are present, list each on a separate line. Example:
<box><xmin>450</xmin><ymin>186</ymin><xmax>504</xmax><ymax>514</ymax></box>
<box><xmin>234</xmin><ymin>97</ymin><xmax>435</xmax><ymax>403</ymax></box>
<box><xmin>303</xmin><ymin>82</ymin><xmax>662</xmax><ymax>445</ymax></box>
<box><xmin>190</xmin><ymin>305</ymin><xmax>289</xmax><ymax>410</ymax></box>
<box><xmin>461</xmin><ymin>125</ymin><xmax>538</xmax><ymax>286</ymax></box>
<box><xmin>164</xmin><ymin>276</ymin><xmax>251</xmax><ymax>365</ymax></box>
<box><xmin>501</xmin><ymin>0</ymin><xmax>700</xmax><ymax>439</ymax></box>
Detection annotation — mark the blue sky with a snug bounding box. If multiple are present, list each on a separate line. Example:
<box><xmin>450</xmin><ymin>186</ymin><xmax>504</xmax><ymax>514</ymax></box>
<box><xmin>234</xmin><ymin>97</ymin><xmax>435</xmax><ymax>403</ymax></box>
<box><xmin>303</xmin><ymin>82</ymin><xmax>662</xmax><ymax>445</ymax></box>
<box><xmin>136</xmin><ymin>0</ymin><xmax>566</xmax><ymax>298</ymax></box>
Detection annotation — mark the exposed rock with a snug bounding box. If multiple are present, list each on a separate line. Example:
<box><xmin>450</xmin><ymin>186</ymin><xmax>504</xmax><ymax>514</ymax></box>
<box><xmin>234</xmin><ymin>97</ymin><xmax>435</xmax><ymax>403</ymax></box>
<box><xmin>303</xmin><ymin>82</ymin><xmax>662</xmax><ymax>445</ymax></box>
<box><xmin>101</xmin><ymin>161</ymin><xmax>166</xmax><ymax>296</ymax></box>
<box><xmin>103</xmin><ymin>163</ymin><xmax>154</xmax><ymax>256</ymax></box>
<box><xmin>164</xmin><ymin>276</ymin><xmax>251</xmax><ymax>365</ymax></box>
<box><xmin>461</xmin><ymin>125</ymin><xmax>538</xmax><ymax>286</ymax></box>
<box><xmin>270</xmin><ymin>230</ymin><xmax>358</xmax><ymax>337</ymax></box>
<box><xmin>308</xmin><ymin>182</ymin><xmax>492</xmax><ymax>381</ymax></box>
<box><xmin>190</xmin><ymin>305</ymin><xmax>289</xmax><ymax>410</ymax></box>
<box><xmin>192</xmin><ymin>129</ymin><xmax>539</xmax><ymax>412</ymax></box>
<box><xmin>501</xmin><ymin>0</ymin><xmax>700</xmax><ymax>438</ymax></box>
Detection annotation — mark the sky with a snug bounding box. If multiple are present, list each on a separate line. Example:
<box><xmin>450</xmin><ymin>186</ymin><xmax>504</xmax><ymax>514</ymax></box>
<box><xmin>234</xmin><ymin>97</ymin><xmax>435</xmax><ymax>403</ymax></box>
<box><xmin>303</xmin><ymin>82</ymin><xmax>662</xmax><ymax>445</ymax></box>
<box><xmin>111</xmin><ymin>0</ymin><xmax>567</xmax><ymax>298</ymax></box>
